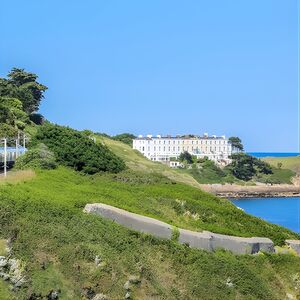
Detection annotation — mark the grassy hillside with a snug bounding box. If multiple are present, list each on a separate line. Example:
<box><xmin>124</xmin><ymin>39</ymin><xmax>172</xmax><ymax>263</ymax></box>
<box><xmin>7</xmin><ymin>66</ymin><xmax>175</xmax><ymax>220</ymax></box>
<box><xmin>0</xmin><ymin>134</ymin><xmax>300</xmax><ymax>299</ymax></box>
<box><xmin>0</xmin><ymin>167</ymin><xmax>300</xmax><ymax>299</ymax></box>
<box><xmin>97</xmin><ymin>135</ymin><xmax>202</xmax><ymax>188</ymax></box>
<box><xmin>99</xmin><ymin>136</ymin><xmax>296</xmax><ymax>185</ymax></box>
<box><xmin>263</xmin><ymin>156</ymin><xmax>300</xmax><ymax>175</ymax></box>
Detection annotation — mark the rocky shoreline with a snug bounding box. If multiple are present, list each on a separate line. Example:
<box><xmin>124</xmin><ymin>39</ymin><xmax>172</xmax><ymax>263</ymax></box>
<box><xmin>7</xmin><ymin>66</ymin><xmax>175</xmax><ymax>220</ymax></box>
<box><xmin>200</xmin><ymin>183</ymin><xmax>300</xmax><ymax>199</ymax></box>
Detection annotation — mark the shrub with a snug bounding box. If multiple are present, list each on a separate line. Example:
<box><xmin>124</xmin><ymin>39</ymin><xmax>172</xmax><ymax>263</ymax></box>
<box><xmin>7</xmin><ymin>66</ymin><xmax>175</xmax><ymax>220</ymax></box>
<box><xmin>112</xmin><ymin>133</ymin><xmax>136</xmax><ymax>146</ymax></box>
<box><xmin>15</xmin><ymin>144</ymin><xmax>57</xmax><ymax>170</ymax></box>
<box><xmin>33</xmin><ymin>123</ymin><xmax>126</xmax><ymax>174</ymax></box>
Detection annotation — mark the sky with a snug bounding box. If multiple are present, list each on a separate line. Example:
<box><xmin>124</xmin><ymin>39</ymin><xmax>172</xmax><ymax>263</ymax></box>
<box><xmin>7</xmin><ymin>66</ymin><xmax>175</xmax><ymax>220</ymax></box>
<box><xmin>0</xmin><ymin>0</ymin><xmax>298</xmax><ymax>152</ymax></box>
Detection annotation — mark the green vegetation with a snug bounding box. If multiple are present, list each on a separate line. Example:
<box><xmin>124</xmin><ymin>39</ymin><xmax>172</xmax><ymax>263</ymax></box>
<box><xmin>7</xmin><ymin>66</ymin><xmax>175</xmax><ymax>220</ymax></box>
<box><xmin>0</xmin><ymin>68</ymin><xmax>47</xmax><ymax>138</ymax></box>
<box><xmin>228</xmin><ymin>136</ymin><xmax>244</xmax><ymax>151</ymax></box>
<box><xmin>15</xmin><ymin>144</ymin><xmax>57</xmax><ymax>170</ymax></box>
<box><xmin>0</xmin><ymin>68</ymin><xmax>47</xmax><ymax>115</ymax></box>
<box><xmin>184</xmin><ymin>158</ymin><xmax>237</xmax><ymax>184</ymax></box>
<box><xmin>112</xmin><ymin>133</ymin><xmax>136</xmax><ymax>146</ymax></box>
<box><xmin>0</xmin><ymin>167</ymin><xmax>300</xmax><ymax>299</ymax></box>
<box><xmin>97</xmin><ymin>134</ymin><xmax>203</xmax><ymax>188</ymax></box>
<box><xmin>178</xmin><ymin>151</ymin><xmax>194</xmax><ymax>164</ymax></box>
<box><xmin>1</xmin><ymin>68</ymin><xmax>300</xmax><ymax>299</ymax></box>
<box><xmin>32</xmin><ymin>123</ymin><xmax>126</xmax><ymax>174</ymax></box>
<box><xmin>226</xmin><ymin>153</ymin><xmax>272</xmax><ymax>181</ymax></box>
<box><xmin>263</xmin><ymin>156</ymin><xmax>300</xmax><ymax>175</ymax></box>
<box><xmin>255</xmin><ymin>167</ymin><xmax>295</xmax><ymax>184</ymax></box>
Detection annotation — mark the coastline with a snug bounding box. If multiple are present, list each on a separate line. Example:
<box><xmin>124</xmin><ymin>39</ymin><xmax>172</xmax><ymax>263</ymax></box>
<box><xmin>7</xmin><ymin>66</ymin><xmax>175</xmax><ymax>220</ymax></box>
<box><xmin>200</xmin><ymin>183</ymin><xmax>300</xmax><ymax>199</ymax></box>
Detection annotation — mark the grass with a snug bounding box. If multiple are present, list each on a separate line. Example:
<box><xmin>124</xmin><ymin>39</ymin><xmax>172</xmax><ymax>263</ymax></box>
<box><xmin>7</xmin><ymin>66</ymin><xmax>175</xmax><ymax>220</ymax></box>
<box><xmin>0</xmin><ymin>170</ymin><xmax>35</xmax><ymax>185</ymax></box>
<box><xmin>263</xmin><ymin>156</ymin><xmax>300</xmax><ymax>175</ymax></box>
<box><xmin>97</xmin><ymin>135</ymin><xmax>202</xmax><ymax>188</ymax></box>
<box><xmin>0</xmin><ymin>281</ymin><xmax>14</xmax><ymax>300</ymax></box>
<box><xmin>99</xmin><ymin>136</ymin><xmax>297</xmax><ymax>185</ymax></box>
<box><xmin>0</xmin><ymin>167</ymin><xmax>299</xmax><ymax>299</ymax></box>
<box><xmin>0</xmin><ymin>239</ymin><xmax>7</xmax><ymax>256</ymax></box>
<box><xmin>0</xmin><ymin>137</ymin><xmax>300</xmax><ymax>299</ymax></box>
<box><xmin>255</xmin><ymin>167</ymin><xmax>295</xmax><ymax>184</ymax></box>
<box><xmin>2</xmin><ymin>167</ymin><xmax>298</xmax><ymax>244</ymax></box>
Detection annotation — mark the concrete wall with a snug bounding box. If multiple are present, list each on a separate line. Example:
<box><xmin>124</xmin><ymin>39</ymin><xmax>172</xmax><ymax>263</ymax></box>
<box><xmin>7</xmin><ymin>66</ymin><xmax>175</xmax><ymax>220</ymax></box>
<box><xmin>286</xmin><ymin>240</ymin><xmax>300</xmax><ymax>255</ymax></box>
<box><xmin>84</xmin><ymin>203</ymin><xmax>173</xmax><ymax>240</ymax></box>
<box><xmin>84</xmin><ymin>203</ymin><xmax>275</xmax><ymax>255</ymax></box>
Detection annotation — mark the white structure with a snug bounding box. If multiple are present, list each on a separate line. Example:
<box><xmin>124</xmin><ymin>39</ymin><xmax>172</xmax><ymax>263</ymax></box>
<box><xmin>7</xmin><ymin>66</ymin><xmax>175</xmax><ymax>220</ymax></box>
<box><xmin>133</xmin><ymin>134</ymin><xmax>237</xmax><ymax>166</ymax></box>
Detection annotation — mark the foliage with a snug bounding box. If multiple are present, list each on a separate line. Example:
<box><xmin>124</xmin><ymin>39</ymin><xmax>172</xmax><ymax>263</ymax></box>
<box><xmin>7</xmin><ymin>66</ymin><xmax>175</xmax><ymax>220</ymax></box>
<box><xmin>14</xmin><ymin>144</ymin><xmax>57</xmax><ymax>170</ymax></box>
<box><xmin>33</xmin><ymin>123</ymin><xmax>126</xmax><ymax>174</ymax></box>
<box><xmin>226</xmin><ymin>153</ymin><xmax>273</xmax><ymax>181</ymax></box>
<box><xmin>0</xmin><ymin>97</ymin><xmax>28</xmax><ymax>130</ymax></box>
<box><xmin>0</xmin><ymin>167</ymin><xmax>299</xmax><ymax>299</ymax></box>
<box><xmin>0</xmin><ymin>68</ymin><xmax>48</xmax><ymax>114</ymax></box>
<box><xmin>112</xmin><ymin>133</ymin><xmax>136</xmax><ymax>146</ymax></box>
<box><xmin>229</xmin><ymin>136</ymin><xmax>244</xmax><ymax>151</ymax></box>
<box><xmin>186</xmin><ymin>158</ymin><xmax>237</xmax><ymax>184</ymax></box>
<box><xmin>255</xmin><ymin>167</ymin><xmax>295</xmax><ymax>184</ymax></box>
<box><xmin>178</xmin><ymin>151</ymin><xmax>194</xmax><ymax>164</ymax></box>
<box><xmin>0</xmin><ymin>124</ymin><xmax>18</xmax><ymax>138</ymax></box>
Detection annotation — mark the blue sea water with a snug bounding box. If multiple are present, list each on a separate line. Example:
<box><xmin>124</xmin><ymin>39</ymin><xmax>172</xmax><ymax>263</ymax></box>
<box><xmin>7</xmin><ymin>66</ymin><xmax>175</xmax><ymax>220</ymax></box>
<box><xmin>232</xmin><ymin>197</ymin><xmax>300</xmax><ymax>233</ymax></box>
<box><xmin>248</xmin><ymin>152</ymin><xmax>300</xmax><ymax>158</ymax></box>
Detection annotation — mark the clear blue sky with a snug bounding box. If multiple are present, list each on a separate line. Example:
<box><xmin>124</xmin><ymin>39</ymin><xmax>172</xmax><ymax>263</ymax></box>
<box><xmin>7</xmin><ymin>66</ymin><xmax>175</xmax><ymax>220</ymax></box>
<box><xmin>0</xmin><ymin>0</ymin><xmax>298</xmax><ymax>152</ymax></box>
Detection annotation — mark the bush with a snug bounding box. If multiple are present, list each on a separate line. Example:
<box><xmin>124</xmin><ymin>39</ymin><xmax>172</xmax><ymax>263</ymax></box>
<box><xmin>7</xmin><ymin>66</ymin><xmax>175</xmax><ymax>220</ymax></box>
<box><xmin>178</xmin><ymin>151</ymin><xmax>194</xmax><ymax>164</ymax></box>
<box><xmin>29</xmin><ymin>113</ymin><xmax>45</xmax><ymax>125</ymax></box>
<box><xmin>112</xmin><ymin>133</ymin><xmax>136</xmax><ymax>146</ymax></box>
<box><xmin>226</xmin><ymin>153</ymin><xmax>273</xmax><ymax>181</ymax></box>
<box><xmin>15</xmin><ymin>144</ymin><xmax>57</xmax><ymax>170</ymax></box>
<box><xmin>33</xmin><ymin>123</ymin><xmax>126</xmax><ymax>174</ymax></box>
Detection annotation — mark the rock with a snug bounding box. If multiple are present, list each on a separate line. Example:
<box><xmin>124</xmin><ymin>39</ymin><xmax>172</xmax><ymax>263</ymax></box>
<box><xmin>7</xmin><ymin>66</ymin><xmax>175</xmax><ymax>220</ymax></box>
<box><xmin>128</xmin><ymin>275</ymin><xmax>141</xmax><ymax>284</ymax></box>
<box><xmin>123</xmin><ymin>281</ymin><xmax>130</xmax><ymax>290</ymax></box>
<box><xmin>286</xmin><ymin>240</ymin><xmax>300</xmax><ymax>255</ymax></box>
<box><xmin>14</xmin><ymin>276</ymin><xmax>26</xmax><ymax>288</ymax></box>
<box><xmin>47</xmin><ymin>289</ymin><xmax>60</xmax><ymax>299</ymax></box>
<box><xmin>95</xmin><ymin>255</ymin><xmax>101</xmax><ymax>266</ymax></box>
<box><xmin>93</xmin><ymin>294</ymin><xmax>108</xmax><ymax>300</ymax></box>
<box><xmin>225</xmin><ymin>278</ymin><xmax>234</xmax><ymax>288</ymax></box>
<box><xmin>82</xmin><ymin>286</ymin><xmax>95</xmax><ymax>299</ymax></box>
<box><xmin>125</xmin><ymin>292</ymin><xmax>131</xmax><ymax>299</ymax></box>
<box><xmin>8</xmin><ymin>258</ymin><xmax>19</xmax><ymax>271</ymax></box>
<box><xmin>0</xmin><ymin>272</ymin><xmax>10</xmax><ymax>281</ymax></box>
<box><xmin>0</xmin><ymin>258</ymin><xmax>8</xmax><ymax>268</ymax></box>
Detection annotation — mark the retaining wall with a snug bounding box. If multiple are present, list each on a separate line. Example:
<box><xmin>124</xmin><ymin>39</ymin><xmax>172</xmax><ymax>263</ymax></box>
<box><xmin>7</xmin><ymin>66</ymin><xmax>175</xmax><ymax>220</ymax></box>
<box><xmin>84</xmin><ymin>203</ymin><xmax>275</xmax><ymax>255</ymax></box>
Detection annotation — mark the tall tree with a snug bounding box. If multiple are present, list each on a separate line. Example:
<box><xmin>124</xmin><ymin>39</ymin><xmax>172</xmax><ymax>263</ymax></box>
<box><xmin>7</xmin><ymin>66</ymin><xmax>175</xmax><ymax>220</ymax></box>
<box><xmin>229</xmin><ymin>136</ymin><xmax>244</xmax><ymax>151</ymax></box>
<box><xmin>0</xmin><ymin>68</ymin><xmax>47</xmax><ymax>114</ymax></box>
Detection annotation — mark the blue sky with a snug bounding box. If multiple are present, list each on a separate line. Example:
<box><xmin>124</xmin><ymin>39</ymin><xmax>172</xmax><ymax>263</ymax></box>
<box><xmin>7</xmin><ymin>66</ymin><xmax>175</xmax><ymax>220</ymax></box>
<box><xmin>0</xmin><ymin>0</ymin><xmax>298</xmax><ymax>151</ymax></box>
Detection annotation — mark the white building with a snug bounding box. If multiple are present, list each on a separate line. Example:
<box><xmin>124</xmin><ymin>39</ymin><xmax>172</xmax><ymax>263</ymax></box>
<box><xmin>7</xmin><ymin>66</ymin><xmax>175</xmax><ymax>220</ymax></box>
<box><xmin>133</xmin><ymin>133</ymin><xmax>236</xmax><ymax>166</ymax></box>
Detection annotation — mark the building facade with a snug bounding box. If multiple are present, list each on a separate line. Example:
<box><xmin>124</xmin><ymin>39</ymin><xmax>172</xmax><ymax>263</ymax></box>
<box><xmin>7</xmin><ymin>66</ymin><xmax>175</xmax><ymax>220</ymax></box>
<box><xmin>133</xmin><ymin>134</ymin><xmax>235</xmax><ymax>166</ymax></box>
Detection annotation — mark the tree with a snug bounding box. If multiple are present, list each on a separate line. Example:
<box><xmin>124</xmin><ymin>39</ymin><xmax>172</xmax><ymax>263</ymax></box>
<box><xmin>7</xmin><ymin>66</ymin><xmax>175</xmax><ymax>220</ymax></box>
<box><xmin>33</xmin><ymin>123</ymin><xmax>126</xmax><ymax>174</ymax></box>
<box><xmin>0</xmin><ymin>97</ymin><xmax>28</xmax><ymax>130</ymax></box>
<box><xmin>226</xmin><ymin>153</ymin><xmax>273</xmax><ymax>181</ymax></box>
<box><xmin>0</xmin><ymin>68</ymin><xmax>47</xmax><ymax>114</ymax></box>
<box><xmin>178</xmin><ymin>151</ymin><xmax>194</xmax><ymax>164</ymax></box>
<box><xmin>229</xmin><ymin>137</ymin><xmax>244</xmax><ymax>151</ymax></box>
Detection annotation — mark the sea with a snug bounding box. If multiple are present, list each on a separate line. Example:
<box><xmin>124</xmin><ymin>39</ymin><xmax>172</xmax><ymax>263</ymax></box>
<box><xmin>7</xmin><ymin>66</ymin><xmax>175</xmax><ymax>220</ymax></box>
<box><xmin>248</xmin><ymin>152</ymin><xmax>300</xmax><ymax>158</ymax></box>
<box><xmin>232</xmin><ymin>152</ymin><xmax>300</xmax><ymax>233</ymax></box>
<box><xmin>232</xmin><ymin>197</ymin><xmax>300</xmax><ymax>233</ymax></box>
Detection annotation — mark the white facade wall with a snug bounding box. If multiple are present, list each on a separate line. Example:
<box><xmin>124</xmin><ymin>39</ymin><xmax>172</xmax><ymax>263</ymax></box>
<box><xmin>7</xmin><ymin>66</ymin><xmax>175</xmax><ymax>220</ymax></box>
<box><xmin>133</xmin><ymin>135</ymin><xmax>234</xmax><ymax>164</ymax></box>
